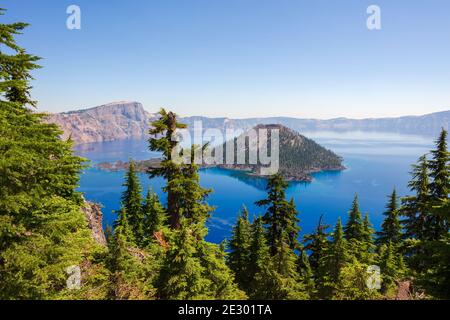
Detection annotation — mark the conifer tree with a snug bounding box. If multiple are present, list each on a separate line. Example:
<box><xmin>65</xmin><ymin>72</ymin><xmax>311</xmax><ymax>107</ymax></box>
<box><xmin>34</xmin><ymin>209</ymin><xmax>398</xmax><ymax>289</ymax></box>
<box><xmin>142</xmin><ymin>189</ymin><xmax>166</xmax><ymax>243</ymax></box>
<box><xmin>157</xmin><ymin>220</ymin><xmax>210</xmax><ymax>299</ymax></box>
<box><xmin>149</xmin><ymin>111</ymin><xmax>243</xmax><ymax>299</ymax></box>
<box><xmin>344</xmin><ymin>195</ymin><xmax>365</xmax><ymax>241</ymax></box>
<box><xmin>428</xmin><ymin>129</ymin><xmax>450</xmax><ymax>239</ymax></box>
<box><xmin>246</xmin><ymin>217</ymin><xmax>307</xmax><ymax>299</ymax></box>
<box><xmin>401</xmin><ymin>155</ymin><xmax>432</xmax><ymax>241</ymax></box>
<box><xmin>247</xmin><ymin>217</ymin><xmax>273</xmax><ymax>298</ymax></box>
<box><xmin>196</xmin><ymin>238</ymin><xmax>247</xmax><ymax>299</ymax></box>
<box><xmin>121</xmin><ymin>161</ymin><xmax>144</xmax><ymax>244</ymax></box>
<box><xmin>378</xmin><ymin>241</ymin><xmax>406</xmax><ymax>296</ymax></box>
<box><xmin>227</xmin><ymin>207</ymin><xmax>252</xmax><ymax>291</ymax></box>
<box><xmin>297</xmin><ymin>250</ymin><xmax>316</xmax><ymax>297</ymax></box>
<box><xmin>255</xmin><ymin>173</ymin><xmax>300</xmax><ymax>255</ymax></box>
<box><xmin>377</xmin><ymin>189</ymin><xmax>403</xmax><ymax>246</ymax></box>
<box><xmin>113</xmin><ymin>208</ymin><xmax>136</xmax><ymax>245</ymax></box>
<box><xmin>303</xmin><ymin>215</ymin><xmax>330</xmax><ymax>296</ymax></box>
<box><xmin>108</xmin><ymin>208</ymin><xmax>163</xmax><ymax>300</ymax></box>
<box><xmin>324</xmin><ymin>217</ymin><xmax>349</xmax><ymax>298</ymax></box>
<box><xmin>0</xmin><ymin>9</ymin><xmax>107</xmax><ymax>299</ymax></box>
<box><xmin>178</xmin><ymin>161</ymin><xmax>213</xmax><ymax>230</ymax></box>
<box><xmin>361</xmin><ymin>213</ymin><xmax>376</xmax><ymax>264</ymax></box>
<box><xmin>271</xmin><ymin>235</ymin><xmax>308</xmax><ymax>300</ymax></box>
<box><xmin>148</xmin><ymin>109</ymin><xmax>187</xmax><ymax>229</ymax></box>
<box><xmin>425</xmin><ymin>200</ymin><xmax>450</xmax><ymax>298</ymax></box>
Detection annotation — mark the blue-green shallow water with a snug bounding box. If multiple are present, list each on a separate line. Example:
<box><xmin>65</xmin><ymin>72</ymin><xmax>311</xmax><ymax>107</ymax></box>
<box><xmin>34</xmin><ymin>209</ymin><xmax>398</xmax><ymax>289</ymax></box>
<box><xmin>75</xmin><ymin>131</ymin><xmax>434</xmax><ymax>243</ymax></box>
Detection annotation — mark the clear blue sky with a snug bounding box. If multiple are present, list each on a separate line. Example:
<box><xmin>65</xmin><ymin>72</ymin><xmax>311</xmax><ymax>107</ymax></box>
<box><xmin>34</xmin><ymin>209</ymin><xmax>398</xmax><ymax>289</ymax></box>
<box><xmin>3</xmin><ymin>0</ymin><xmax>450</xmax><ymax>118</ymax></box>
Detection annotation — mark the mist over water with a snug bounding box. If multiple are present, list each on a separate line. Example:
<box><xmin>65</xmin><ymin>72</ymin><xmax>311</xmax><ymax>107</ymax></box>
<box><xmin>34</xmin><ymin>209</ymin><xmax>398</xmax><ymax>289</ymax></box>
<box><xmin>75</xmin><ymin>131</ymin><xmax>434</xmax><ymax>243</ymax></box>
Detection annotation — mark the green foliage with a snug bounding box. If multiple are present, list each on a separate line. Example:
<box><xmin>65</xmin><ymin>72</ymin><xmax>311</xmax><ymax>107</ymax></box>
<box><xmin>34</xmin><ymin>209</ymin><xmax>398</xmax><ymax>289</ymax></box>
<box><xmin>321</xmin><ymin>218</ymin><xmax>350</xmax><ymax>298</ymax></box>
<box><xmin>0</xmin><ymin>9</ymin><xmax>107</xmax><ymax>300</ymax></box>
<box><xmin>227</xmin><ymin>207</ymin><xmax>252</xmax><ymax>291</ymax></box>
<box><xmin>344</xmin><ymin>195</ymin><xmax>364</xmax><ymax>242</ymax></box>
<box><xmin>378</xmin><ymin>242</ymin><xmax>406</xmax><ymax>296</ymax></box>
<box><xmin>400</xmin><ymin>129</ymin><xmax>450</xmax><ymax>298</ymax></box>
<box><xmin>121</xmin><ymin>161</ymin><xmax>144</xmax><ymax>244</ymax></box>
<box><xmin>333</xmin><ymin>258</ymin><xmax>381</xmax><ymax>300</ymax></box>
<box><xmin>142</xmin><ymin>189</ymin><xmax>166</xmax><ymax>244</ymax></box>
<box><xmin>360</xmin><ymin>213</ymin><xmax>376</xmax><ymax>264</ymax></box>
<box><xmin>148</xmin><ymin>108</ymin><xmax>187</xmax><ymax>229</ymax></box>
<box><xmin>157</xmin><ymin>220</ymin><xmax>245</xmax><ymax>299</ymax></box>
<box><xmin>377</xmin><ymin>189</ymin><xmax>403</xmax><ymax>246</ymax></box>
<box><xmin>0</xmin><ymin>197</ymin><xmax>108</xmax><ymax>299</ymax></box>
<box><xmin>427</xmin><ymin>129</ymin><xmax>450</xmax><ymax>239</ymax></box>
<box><xmin>256</xmin><ymin>173</ymin><xmax>300</xmax><ymax>255</ymax></box>
<box><xmin>107</xmin><ymin>207</ymin><xmax>163</xmax><ymax>300</ymax></box>
<box><xmin>401</xmin><ymin>155</ymin><xmax>432</xmax><ymax>241</ymax></box>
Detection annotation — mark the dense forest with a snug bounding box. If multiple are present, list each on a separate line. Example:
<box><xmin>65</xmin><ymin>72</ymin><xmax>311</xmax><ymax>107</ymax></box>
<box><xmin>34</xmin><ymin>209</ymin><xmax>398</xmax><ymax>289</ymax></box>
<box><xmin>1</xmin><ymin>10</ymin><xmax>449</xmax><ymax>300</ymax></box>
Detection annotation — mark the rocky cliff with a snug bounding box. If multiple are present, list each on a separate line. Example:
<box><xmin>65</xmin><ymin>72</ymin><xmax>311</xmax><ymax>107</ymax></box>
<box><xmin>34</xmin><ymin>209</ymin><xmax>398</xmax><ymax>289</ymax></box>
<box><xmin>45</xmin><ymin>101</ymin><xmax>156</xmax><ymax>144</ymax></box>
<box><xmin>81</xmin><ymin>201</ymin><xmax>107</xmax><ymax>246</ymax></box>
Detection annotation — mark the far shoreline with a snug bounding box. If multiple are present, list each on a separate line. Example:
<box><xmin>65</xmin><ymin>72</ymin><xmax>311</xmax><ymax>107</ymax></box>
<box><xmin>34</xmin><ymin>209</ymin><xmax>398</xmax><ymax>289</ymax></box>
<box><xmin>96</xmin><ymin>159</ymin><xmax>346</xmax><ymax>183</ymax></box>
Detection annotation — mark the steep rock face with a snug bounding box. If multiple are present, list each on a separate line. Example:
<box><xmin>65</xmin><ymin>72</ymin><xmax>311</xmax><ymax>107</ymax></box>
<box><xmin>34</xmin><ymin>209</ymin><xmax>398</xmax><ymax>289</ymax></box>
<box><xmin>81</xmin><ymin>201</ymin><xmax>107</xmax><ymax>246</ymax></box>
<box><xmin>45</xmin><ymin>101</ymin><xmax>156</xmax><ymax>144</ymax></box>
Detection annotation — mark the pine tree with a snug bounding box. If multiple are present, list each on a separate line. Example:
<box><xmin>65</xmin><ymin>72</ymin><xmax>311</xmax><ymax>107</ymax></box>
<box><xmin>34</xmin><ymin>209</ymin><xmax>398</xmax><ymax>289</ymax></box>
<box><xmin>255</xmin><ymin>173</ymin><xmax>300</xmax><ymax>255</ymax></box>
<box><xmin>344</xmin><ymin>195</ymin><xmax>365</xmax><ymax>241</ymax></box>
<box><xmin>108</xmin><ymin>208</ymin><xmax>162</xmax><ymax>300</ymax></box>
<box><xmin>271</xmin><ymin>234</ymin><xmax>308</xmax><ymax>300</ymax></box>
<box><xmin>142</xmin><ymin>189</ymin><xmax>166</xmax><ymax>243</ymax></box>
<box><xmin>121</xmin><ymin>161</ymin><xmax>144</xmax><ymax>244</ymax></box>
<box><xmin>324</xmin><ymin>217</ymin><xmax>349</xmax><ymax>298</ymax></box>
<box><xmin>246</xmin><ymin>217</ymin><xmax>307</xmax><ymax>299</ymax></box>
<box><xmin>303</xmin><ymin>215</ymin><xmax>330</xmax><ymax>296</ymax></box>
<box><xmin>377</xmin><ymin>189</ymin><xmax>403</xmax><ymax>246</ymax></box>
<box><xmin>178</xmin><ymin>161</ymin><xmax>213</xmax><ymax>231</ymax></box>
<box><xmin>247</xmin><ymin>217</ymin><xmax>273</xmax><ymax>298</ymax></box>
<box><xmin>148</xmin><ymin>109</ymin><xmax>187</xmax><ymax>229</ymax></box>
<box><xmin>361</xmin><ymin>213</ymin><xmax>376</xmax><ymax>264</ymax></box>
<box><xmin>0</xmin><ymin>9</ymin><xmax>108</xmax><ymax>299</ymax></box>
<box><xmin>401</xmin><ymin>155</ymin><xmax>432</xmax><ymax>241</ymax></box>
<box><xmin>155</xmin><ymin>182</ymin><xmax>241</xmax><ymax>299</ymax></box>
<box><xmin>425</xmin><ymin>200</ymin><xmax>450</xmax><ymax>298</ymax></box>
<box><xmin>149</xmin><ymin>110</ymin><xmax>243</xmax><ymax>299</ymax></box>
<box><xmin>156</xmin><ymin>220</ymin><xmax>210</xmax><ymax>299</ymax></box>
<box><xmin>227</xmin><ymin>207</ymin><xmax>252</xmax><ymax>291</ymax></box>
<box><xmin>297</xmin><ymin>249</ymin><xmax>316</xmax><ymax>297</ymax></box>
<box><xmin>428</xmin><ymin>128</ymin><xmax>450</xmax><ymax>239</ymax></box>
<box><xmin>378</xmin><ymin>241</ymin><xmax>406</xmax><ymax>296</ymax></box>
<box><xmin>196</xmin><ymin>238</ymin><xmax>247</xmax><ymax>299</ymax></box>
<box><xmin>113</xmin><ymin>208</ymin><xmax>136</xmax><ymax>245</ymax></box>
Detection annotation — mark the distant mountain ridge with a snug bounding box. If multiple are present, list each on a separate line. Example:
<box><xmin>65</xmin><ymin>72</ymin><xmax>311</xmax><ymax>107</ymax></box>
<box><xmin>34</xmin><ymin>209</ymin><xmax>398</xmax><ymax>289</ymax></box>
<box><xmin>45</xmin><ymin>101</ymin><xmax>450</xmax><ymax>144</ymax></box>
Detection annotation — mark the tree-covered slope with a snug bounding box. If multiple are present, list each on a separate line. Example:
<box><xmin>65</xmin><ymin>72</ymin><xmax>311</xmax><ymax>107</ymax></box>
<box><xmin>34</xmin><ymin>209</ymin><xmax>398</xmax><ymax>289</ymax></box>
<box><xmin>215</xmin><ymin>124</ymin><xmax>344</xmax><ymax>181</ymax></box>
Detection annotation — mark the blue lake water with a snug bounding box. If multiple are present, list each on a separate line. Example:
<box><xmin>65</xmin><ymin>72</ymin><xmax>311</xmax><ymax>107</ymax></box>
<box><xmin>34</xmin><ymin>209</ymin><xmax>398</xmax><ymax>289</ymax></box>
<box><xmin>75</xmin><ymin>131</ymin><xmax>434</xmax><ymax>243</ymax></box>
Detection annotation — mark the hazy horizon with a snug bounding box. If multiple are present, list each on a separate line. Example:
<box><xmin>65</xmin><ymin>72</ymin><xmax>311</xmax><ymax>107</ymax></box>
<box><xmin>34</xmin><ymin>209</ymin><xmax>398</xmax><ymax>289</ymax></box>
<box><xmin>44</xmin><ymin>100</ymin><xmax>450</xmax><ymax>121</ymax></box>
<box><xmin>5</xmin><ymin>0</ymin><xmax>450</xmax><ymax>118</ymax></box>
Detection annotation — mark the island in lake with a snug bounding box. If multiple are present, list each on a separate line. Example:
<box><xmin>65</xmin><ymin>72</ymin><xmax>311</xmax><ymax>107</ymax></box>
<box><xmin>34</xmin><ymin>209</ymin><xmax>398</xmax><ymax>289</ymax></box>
<box><xmin>97</xmin><ymin>124</ymin><xmax>345</xmax><ymax>182</ymax></box>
